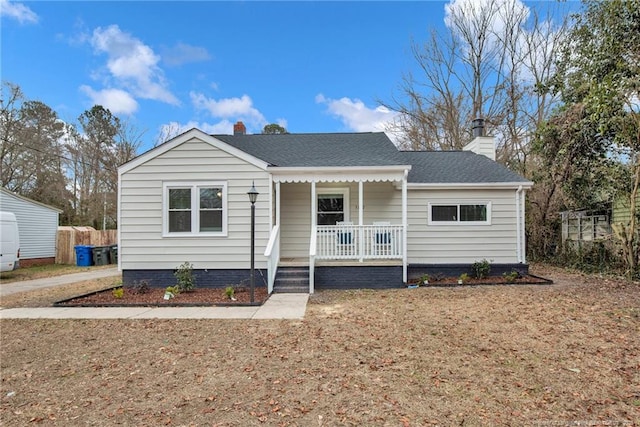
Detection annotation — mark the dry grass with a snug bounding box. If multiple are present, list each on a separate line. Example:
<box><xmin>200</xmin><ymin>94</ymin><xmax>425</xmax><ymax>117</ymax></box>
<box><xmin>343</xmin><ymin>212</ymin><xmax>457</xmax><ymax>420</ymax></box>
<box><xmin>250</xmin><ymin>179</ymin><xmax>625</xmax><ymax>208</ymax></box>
<box><xmin>1</xmin><ymin>265</ymin><xmax>639</xmax><ymax>426</ymax></box>
<box><xmin>0</xmin><ymin>263</ymin><xmax>115</xmax><ymax>284</ymax></box>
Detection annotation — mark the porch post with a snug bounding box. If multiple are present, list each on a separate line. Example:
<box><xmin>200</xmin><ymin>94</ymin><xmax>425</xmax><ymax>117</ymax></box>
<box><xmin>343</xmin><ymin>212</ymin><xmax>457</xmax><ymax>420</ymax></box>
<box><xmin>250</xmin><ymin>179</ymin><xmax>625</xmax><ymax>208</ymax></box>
<box><xmin>402</xmin><ymin>170</ymin><xmax>408</xmax><ymax>283</ymax></box>
<box><xmin>310</xmin><ymin>181</ymin><xmax>317</xmax><ymax>293</ymax></box>
<box><xmin>311</xmin><ymin>181</ymin><xmax>317</xmax><ymax>227</ymax></box>
<box><xmin>358</xmin><ymin>181</ymin><xmax>364</xmax><ymax>225</ymax></box>
<box><xmin>358</xmin><ymin>180</ymin><xmax>364</xmax><ymax>262</ymax></box>
<box><xmin>276</xmin><ymin>181</ymin><xmax>281</xmax><ymax>227</ymax></box>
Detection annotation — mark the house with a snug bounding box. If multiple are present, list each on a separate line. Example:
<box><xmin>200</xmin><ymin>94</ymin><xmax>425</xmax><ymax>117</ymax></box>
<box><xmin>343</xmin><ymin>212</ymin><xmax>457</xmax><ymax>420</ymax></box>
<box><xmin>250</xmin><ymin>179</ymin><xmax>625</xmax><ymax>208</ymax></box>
<box><xmin>117</xmin><ymin>122</ymin><xmax>532</xmax><ymax>293</ymax></box>
<box><xmin>0</xmin><ymin>187</ymin><xmax>62</xmax><ymax>267</ymax></box>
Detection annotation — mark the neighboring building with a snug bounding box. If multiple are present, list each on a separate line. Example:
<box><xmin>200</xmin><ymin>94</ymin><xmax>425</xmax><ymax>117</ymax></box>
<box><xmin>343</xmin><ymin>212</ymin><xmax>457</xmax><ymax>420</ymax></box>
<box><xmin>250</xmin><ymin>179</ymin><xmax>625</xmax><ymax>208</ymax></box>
<box><xmin>612</xmin><ymin>192</ymin><xmax>640</xmax><ymax>229</ymax></box>
<box><xmin>0</xmin><ymin>187</ymin><xmax>62</xmax><ymax>267</ymax></box>
<box><xmin>561</xmin><ymin>209</ymin><xmax>612</xmax><ymax>244</ymax></box>
<box><xmin>118</xmin><ymin>123</ymin><xmax>533</xmax><ymax>293</ymax></box>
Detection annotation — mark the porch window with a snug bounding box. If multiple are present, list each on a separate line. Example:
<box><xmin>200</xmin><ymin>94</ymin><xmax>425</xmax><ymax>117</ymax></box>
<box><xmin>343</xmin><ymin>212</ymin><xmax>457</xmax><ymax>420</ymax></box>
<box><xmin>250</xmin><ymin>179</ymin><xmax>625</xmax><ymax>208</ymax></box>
<box><xmin>164</xmin><ymin>182</ymin><xmax>227</xmax><ymax>236</ymax></box>
<box><xmin>317</xmin><ymin>188</ymin><xmax>349</xmax><ymax>225</ymax></box>
<box><xmin>428</xmin><ymin>202</ymin><xmax>491</xmax><ymax>225</ymax></box>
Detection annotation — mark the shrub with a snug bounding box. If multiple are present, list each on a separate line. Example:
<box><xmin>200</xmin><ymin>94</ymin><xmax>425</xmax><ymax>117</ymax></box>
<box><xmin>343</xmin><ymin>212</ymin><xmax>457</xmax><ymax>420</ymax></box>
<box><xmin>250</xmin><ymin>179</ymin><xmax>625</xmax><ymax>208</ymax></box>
<box><xmin>225</xmin><ymin>286</ymin><xmax>235</xmax><ymax>300</ymax></box>
<box><xmin>458</xmin><ymin>273</ymin><xmax>470</xmax><ymax>284</ymax></box>
<box><xmin>472</xmin><ymin>259</ymin><xmax>491</xmax><ymax>279</ymax></box>
<box><xmin>174</xmin><ymin>262</ymin><xmax>196</xmax><ymax>292</ymax></box>
<box><xmin>112</xmin><ymin>287</ymin><xmax>124</xmax><ymax>298</ymax></box>
<box><xmin>503</xmin><ymin>270</ymin><xmax>519</xmax><ymax>284</ymax></box>
<box><xmin>126</xmin><ymin>279</ymin><xmax>150</xmax><ymax>295</ymax></box>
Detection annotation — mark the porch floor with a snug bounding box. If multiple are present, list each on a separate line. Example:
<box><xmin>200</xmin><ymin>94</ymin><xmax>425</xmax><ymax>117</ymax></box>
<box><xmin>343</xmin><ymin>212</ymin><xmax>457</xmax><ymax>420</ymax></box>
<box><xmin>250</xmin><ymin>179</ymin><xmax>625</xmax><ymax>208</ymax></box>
<box><xmin>280</xmin><ymin>258</ymin><xmax>402</xmax><ymax>267</ymax></box>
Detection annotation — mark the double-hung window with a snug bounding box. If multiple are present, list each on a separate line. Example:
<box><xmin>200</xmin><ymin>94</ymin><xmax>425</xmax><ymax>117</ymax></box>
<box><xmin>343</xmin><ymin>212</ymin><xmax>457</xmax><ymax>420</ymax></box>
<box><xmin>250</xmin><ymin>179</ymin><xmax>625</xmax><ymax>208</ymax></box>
<box><xmin>164</xmin><ymin>182</ymin><xmax>227</xmax><ymax>236</ymax></box>
<box><xmin>428</xmin><ymin>202</ymin><xmax>491</xmax><ymax>225</ymax></box>
<box><xmin>317</xmin><ymin>188</ymin><xmax>350</xmax><ymax>225</ymax></box>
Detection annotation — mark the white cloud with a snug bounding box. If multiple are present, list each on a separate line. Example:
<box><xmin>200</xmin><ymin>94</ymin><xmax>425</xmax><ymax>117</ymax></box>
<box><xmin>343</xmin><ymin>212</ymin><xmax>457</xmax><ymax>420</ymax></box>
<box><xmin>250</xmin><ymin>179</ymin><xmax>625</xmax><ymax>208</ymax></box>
<box><xmin>445</xmin><ymin>0</ymin><xmax>530</xmax><ymax>36</ymax></box>
<box><xmin>79</xmin><ymin>85</ymin><xmax>139</xmax><ymax>115</ymax></box>
<box><xmin>89</xmin><ymin>25</ymin><xmax>179</xmax><ymax>105</ymax></box>
<box><xmin>156</xmin><ymin>120</ymin><xmax>234</xmax><ymax>144</ymax></box>
<box><xmin>161</xmin><ymin>42</ymin><xmax>211</xmax><ymax>66</ymax></box>
<box><xmin>190</xmin><ymin>92</ymin><xmax>267</xmax><ymax>131</ymax></box>
<box><xmin>0</xmin><ymin>0</ymin><xmax>38</xmax><ymax>24</ymax></box>
<box><xmin>315</xmin><ymin>93</ymin><xmax>399</xmax><ymax>134</ymax></box>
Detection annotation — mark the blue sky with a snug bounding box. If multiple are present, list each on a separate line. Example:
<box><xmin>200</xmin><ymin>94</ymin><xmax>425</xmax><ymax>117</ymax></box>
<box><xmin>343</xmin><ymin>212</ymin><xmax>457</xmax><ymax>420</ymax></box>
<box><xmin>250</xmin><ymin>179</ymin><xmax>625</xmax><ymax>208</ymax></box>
<box><xmin>1</xmin><ymin>0</ymin><xmax>575</xmax><ymax>152</ymax></box>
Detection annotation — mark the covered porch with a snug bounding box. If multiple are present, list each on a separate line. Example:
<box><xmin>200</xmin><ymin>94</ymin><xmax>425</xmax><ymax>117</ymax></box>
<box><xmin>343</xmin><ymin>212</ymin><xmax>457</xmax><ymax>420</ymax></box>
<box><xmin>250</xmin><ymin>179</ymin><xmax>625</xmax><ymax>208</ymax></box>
<box><xmin>263</xmin><ymin>165</ymin><xmax>411</xmax><ymax>293</ymax></box>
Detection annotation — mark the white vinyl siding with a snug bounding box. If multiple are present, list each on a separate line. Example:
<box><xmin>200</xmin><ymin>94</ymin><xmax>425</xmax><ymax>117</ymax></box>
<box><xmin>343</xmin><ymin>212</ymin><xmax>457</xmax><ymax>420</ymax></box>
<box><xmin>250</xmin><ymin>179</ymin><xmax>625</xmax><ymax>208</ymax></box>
<box><xmin>407</xmin><ymin>189</ymin><xmax>519</xmax><ymax>264</ymax></box>
<box><xmin>119</xmin><ymin>137</ymin><xmax>270</xmax><ymax>270</ymax></box>
<box><xmin>280</xmin><ymin>183</ymin><xmax>312</xmax><ymax>258</ymax></box>
<box><xmin>0</xmin><ymin>189</ymin><xmax>60</xmax><ymax>260</ymax></box>
<box><xmin>280</xmin><ymin>182</ymin><xmax>401</xmax><ymax>258</ymax></box>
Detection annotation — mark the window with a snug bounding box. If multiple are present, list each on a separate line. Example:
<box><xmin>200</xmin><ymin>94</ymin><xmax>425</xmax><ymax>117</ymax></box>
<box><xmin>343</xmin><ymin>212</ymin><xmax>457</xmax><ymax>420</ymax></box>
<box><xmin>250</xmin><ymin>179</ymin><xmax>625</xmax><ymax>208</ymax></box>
<box><xmin>428</xmin><ymin>202</ymin><xmax>491</xmax><ymax>225</ymax></box>
<box><xmin>164</xmin><ymin>182</ymin><xmax>227</xmax><ymax>236</ymax></box>
<box><xmin>317</xmin><ymin>188</ymin><xmax>350</xmax><ymax>225</ymax></box>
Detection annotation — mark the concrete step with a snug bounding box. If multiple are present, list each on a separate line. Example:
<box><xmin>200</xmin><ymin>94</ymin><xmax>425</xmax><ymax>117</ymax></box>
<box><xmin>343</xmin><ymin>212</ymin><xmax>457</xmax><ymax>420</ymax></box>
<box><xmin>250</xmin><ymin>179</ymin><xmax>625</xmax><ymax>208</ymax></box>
<box><xmin>273</xmin><ymin>267</ymin><xmax>309</xmax><ymax>293</ymax></box>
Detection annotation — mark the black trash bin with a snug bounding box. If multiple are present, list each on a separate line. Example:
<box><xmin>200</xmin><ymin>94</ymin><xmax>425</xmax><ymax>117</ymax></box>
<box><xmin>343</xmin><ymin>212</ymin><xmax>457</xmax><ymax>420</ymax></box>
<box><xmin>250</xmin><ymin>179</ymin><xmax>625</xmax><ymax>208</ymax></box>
<box><xmin>109</xmin><ymin>244</ymin><xmax>118</xmax><ymax>264</ymax></box>
<box><xmin>92</xmin><ymin>246</ymin><xmax>111</xmax><ymax>266</ymax></box>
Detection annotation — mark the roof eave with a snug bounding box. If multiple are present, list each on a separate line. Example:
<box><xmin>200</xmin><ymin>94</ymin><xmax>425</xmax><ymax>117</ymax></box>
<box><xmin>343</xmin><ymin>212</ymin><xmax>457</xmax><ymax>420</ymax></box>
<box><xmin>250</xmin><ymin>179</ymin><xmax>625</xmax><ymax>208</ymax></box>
<box><xmin>269</xmin><ymin>165</ymin><xmax>412</xmax><ymax>184</ymax></box>
<box><xmin>405</xmin><ymin>181</ymin><xmax>534</xmax><ymax>190</ymax></box>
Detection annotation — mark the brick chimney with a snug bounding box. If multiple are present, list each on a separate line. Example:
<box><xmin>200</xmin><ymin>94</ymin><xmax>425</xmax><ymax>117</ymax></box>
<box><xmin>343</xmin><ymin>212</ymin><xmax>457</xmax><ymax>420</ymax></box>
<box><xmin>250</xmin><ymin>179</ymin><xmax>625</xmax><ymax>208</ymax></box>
<box><xmin>233</xmin><ymin>121</ymin><xmax>246</xmax><ymax>135</ymax></box>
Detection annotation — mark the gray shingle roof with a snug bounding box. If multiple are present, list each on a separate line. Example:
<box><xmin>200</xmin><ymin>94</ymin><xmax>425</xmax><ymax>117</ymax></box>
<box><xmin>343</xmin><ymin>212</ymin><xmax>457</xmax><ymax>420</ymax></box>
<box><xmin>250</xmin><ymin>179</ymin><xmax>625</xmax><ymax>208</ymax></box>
<box><xmin>214</xmin><ymin>132</ymin><xmax>402</xmax><ymax>167</ymax></box>
<box><xmin>213</xmin><ymin>132</ymin><xmax>530</xmax><ymax>184</ymax></box>
<box><xmin>399</xmin><ymin>151</ymin><xmax>531</xmax><ymax>184</ymax></box>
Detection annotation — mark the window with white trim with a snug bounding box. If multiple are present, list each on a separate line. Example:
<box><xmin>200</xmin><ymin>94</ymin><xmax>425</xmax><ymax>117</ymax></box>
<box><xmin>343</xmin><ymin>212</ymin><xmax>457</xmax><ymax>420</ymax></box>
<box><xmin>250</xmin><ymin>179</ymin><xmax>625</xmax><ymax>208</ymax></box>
<box><xmin>428</xmin><ymin>202</ymin><xmax>491</xmax><ymax>225</ymax></box>
<box><xmin>317</xmin><ymin>188</ymin><xmax>350</xmax><ymax>225</ymax></box>
<box><xmin>164</xmin><ymin>182</ymin><xmax>227</xmax><ymax>236</ymax></box>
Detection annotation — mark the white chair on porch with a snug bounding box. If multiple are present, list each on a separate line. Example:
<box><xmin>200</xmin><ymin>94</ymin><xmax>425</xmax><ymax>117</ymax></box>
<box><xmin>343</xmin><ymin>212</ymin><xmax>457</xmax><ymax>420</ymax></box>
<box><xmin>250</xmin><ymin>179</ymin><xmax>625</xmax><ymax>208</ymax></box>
<box><xmin>336</xmin><ymin>221</ymin><xmax>355</xmax><ymax>257</ymax></box>
<box><xmin>372</xmin><ymin>221</ymin><xmax>392</xmax><ymax>257</ymax></box>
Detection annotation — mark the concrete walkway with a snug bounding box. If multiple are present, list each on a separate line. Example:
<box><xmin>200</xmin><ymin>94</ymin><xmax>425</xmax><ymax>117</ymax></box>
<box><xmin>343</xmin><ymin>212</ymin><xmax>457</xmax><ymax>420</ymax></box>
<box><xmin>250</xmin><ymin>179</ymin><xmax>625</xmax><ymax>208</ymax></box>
<box><xmin>0</xmin><ymin>294</ymin><xmax>309</xmax><ymax>320</ymax></box>
<box><xmin>0</xmin><ymin>266</ymin><xmax>120</xmax><ymax>297</ymax></box>
<box><xmin>0</xmin><ymin>267</ymin><xmax>308</xmax><ymax>319</ymax></box>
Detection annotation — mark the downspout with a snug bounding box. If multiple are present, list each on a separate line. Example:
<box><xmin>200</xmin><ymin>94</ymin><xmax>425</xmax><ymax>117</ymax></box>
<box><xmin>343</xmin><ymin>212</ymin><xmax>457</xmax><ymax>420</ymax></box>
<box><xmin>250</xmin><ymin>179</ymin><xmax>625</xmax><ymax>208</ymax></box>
<box><xmin>515</xmin><ymin>185</ymin><xmax>523</xmax><ymax>263</ymax></box>
<box><xmin>521</xmin><ymin>188</ymin><xmax>527</xmax><ymax>264</ymax></box>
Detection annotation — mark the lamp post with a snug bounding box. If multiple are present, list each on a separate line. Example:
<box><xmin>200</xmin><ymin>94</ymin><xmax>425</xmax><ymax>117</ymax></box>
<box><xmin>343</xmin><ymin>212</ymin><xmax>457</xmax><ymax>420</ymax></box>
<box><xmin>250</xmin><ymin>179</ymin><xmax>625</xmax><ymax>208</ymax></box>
<box><xmin>247</xmin><ymin>182</ymin><xmax>259</xmax><ymax>304</ymax></box>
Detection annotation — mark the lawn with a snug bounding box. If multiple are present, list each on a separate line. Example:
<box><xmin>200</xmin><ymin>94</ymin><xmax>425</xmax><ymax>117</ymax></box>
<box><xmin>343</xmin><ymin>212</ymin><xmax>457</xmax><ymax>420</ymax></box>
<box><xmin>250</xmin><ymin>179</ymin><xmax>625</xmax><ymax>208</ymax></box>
<box><xmin>1</xmin><ymin>265</ymin><xmax>638</xmax><ymax>426</ymax></box>
<box><xmin>0</xmin><ymin>263</ymin><xmax>115</xmax><ymax>284</ymax></box>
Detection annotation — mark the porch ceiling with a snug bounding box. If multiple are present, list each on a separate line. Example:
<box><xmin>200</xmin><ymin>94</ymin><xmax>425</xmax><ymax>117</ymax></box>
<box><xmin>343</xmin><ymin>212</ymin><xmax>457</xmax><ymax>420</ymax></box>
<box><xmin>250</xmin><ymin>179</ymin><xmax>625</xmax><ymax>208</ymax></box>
<box><xmin>269</xmin><ymin>165</ymin><xmax>411</xmax><ymax>184</ymax></box>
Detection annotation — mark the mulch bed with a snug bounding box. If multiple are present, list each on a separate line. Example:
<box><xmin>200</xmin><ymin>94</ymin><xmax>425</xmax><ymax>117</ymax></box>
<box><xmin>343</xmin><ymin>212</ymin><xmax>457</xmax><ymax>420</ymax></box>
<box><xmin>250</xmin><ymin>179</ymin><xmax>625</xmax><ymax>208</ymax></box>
<box><xmin>408</xmin><ymin>274</ymin><xmax>553</xmax><ymax>287</ymax></box>
<box><xmin>55</xmin><ymin>286</ymin><xmax>269</xmax><ymax>307</ymax></box>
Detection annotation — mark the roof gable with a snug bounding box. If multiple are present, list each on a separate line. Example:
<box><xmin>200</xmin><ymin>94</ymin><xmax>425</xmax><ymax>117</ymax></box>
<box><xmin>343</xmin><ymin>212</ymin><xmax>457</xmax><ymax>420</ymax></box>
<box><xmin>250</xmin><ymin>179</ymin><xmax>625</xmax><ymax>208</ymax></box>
<box><xmin>118</xmin><ymin>128</ymin><xmax>269</xmax><ymax>175</ymax></box>
<box><xmin>0</xmin><ymin>187</ymin><xmax>63</xmax><ymax>213</ymax></box>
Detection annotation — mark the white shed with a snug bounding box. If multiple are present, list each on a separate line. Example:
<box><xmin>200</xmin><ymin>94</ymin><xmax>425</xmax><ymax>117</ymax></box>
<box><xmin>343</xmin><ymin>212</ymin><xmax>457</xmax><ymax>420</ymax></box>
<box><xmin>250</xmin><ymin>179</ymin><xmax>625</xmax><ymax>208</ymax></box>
<box><xmin>0</xmin><ymin>187</ymin><xmax>62</xmax><ymax>266</ymax></box>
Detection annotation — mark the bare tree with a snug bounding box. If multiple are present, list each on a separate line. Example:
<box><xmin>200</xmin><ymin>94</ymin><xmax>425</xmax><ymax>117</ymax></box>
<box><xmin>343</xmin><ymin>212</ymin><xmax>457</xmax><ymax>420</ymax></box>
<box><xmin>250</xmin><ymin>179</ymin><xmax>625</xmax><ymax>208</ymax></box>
<box><xmin>1</xmin><ymin>82</ymin><xmax>27</xmax><ymax>191</ymax></box>
<box><xmin>383</xmin><ymin>0</ymin><xmax>568</xmax><ymax>176</ymax></box>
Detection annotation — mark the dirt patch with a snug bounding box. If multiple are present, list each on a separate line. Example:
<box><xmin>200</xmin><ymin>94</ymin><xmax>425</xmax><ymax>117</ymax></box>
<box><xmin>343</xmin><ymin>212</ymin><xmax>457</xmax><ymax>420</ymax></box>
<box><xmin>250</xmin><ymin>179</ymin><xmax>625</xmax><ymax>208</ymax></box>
<box><xmin>56</xmin><ymin>286</ymin><xmax>269</xmax><ymax>306</ymax></box>
<box><xmin>1</xmin><ymin>265</ymin><xmax>639</xmax><ymax>426</ymax></box>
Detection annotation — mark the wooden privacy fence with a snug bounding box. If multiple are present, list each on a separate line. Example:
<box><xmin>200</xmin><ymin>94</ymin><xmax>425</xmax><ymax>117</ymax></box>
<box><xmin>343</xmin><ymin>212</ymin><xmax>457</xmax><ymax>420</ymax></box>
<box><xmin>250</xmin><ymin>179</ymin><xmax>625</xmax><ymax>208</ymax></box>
<box><xmin>56</xmin><ymin>227</ymin><xmax>117</xmax><ymax>265</ymax></box>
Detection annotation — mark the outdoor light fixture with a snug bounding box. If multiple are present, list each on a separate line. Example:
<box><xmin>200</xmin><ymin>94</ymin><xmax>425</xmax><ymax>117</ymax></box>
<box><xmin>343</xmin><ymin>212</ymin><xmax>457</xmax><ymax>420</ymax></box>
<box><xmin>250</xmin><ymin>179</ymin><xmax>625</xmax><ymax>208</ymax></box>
<box><xmin>247</xmin><ymin>181</ymin><xmax>259</xmax><ymax>303</ymax></box>
<box><xmin>248</xmin><ymin>182</ymin><xmax>258</xmax><ymax>204</ymax></box>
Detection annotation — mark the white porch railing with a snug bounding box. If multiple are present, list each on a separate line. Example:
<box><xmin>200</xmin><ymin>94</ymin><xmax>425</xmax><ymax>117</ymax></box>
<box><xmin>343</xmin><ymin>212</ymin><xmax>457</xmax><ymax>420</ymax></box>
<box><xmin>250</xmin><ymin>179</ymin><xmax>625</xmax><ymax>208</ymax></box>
<box><xmin>315</xmin><ymin>224</ymin><xmax>404</xmax><ymax>260</ymax></box>
<box><xmin>264</xmin><ymin>224</ymin><xmax>280</xmax><ymax>294</ymax></box>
